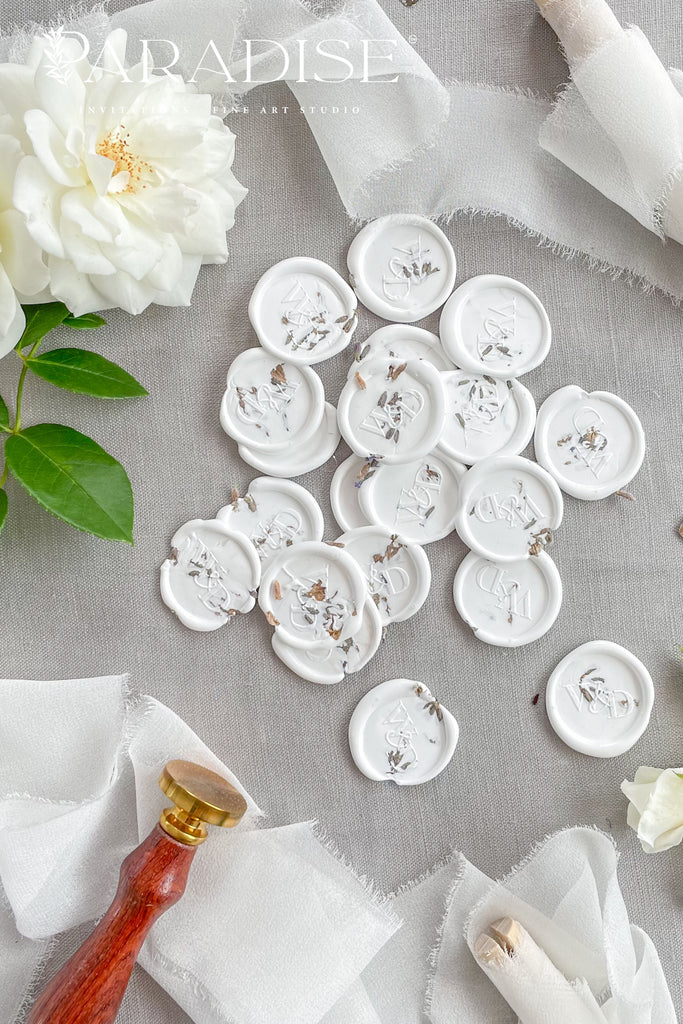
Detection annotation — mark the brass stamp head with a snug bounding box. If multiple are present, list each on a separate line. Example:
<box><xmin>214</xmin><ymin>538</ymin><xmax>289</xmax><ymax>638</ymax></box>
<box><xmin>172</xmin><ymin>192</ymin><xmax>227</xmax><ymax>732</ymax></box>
<box><xmin>158</xmin><ymin>759</ymin><xmax>248</xmax><ymax>846</ymax></box>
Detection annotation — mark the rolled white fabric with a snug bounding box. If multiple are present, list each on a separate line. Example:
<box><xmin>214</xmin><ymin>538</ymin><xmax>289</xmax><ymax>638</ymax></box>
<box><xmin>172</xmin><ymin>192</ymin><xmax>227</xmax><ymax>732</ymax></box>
<box><xmin>473</xmin><ymin>918</ymin><xmax>606</xmax><ymax>1024</ymax></box>
<box><xmin>538</xmin><ymin>0</ymin><xmax>683</xmax><ymax>246</ymax></box>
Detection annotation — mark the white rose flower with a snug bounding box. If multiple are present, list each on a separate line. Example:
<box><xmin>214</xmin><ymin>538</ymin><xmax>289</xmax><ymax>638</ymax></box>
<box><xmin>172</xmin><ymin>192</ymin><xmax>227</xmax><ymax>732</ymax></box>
<box><xmin>621</xmin><ymin>766</ymin><xmax>683</xmax><ymax>854</ymax></box>
<box><xmin>0</xmin><ymin>67</ymin><xmax>50</xmax><ymax>357</ymax></box>
<box><xmin>11</xmin><ymin>29</ymin><xmax>246</xmax><ymax>318</ymax></box>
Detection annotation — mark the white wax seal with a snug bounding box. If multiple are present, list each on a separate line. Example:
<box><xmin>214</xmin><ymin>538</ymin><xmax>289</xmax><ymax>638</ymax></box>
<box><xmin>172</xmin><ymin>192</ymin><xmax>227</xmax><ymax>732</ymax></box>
<box><xmin>258</xmin><ymin>540</ymin><xmax>366</xmax><ymax>650</ymax></box>
<box><xmin>216</xmin><ymin>477</ymin><xmax>324</xmax><ymax>562</ymax></box>
<box><xmin>347</xmin><ymin>214</ymin><xmax>457</xmax><ymax>323</ymax></box>
<box><xmin>348</xmin><ymin>678</ymin><xmax>459</xmax><ymax>785</ymax></box>
<box><xmin>350</xmin><ymin>325</ymin><xmax>454</xmax><ymax>374</ymax></box>
<box><xmin>249</xmin><ymin>257</ymin><xmax>358</xmax><ymax>365</ymax></box>
<box><xmin>454</xmin><ymin>455</ymin><xmax>563</xmax><ymax>562</ymax></box>
<box><xmin>337</xmin><ymin>356</ymin><xmax>445</xmax><ymax>465</ymax></box>
<box><xmin>440</xmin><ymin>275</ymin><xmax>551</xmax><ymax>379</ymax></box>
<box><xmin>272</xmin><ymin>596</ymin><xmax>382</xmax><ymax>685</ymax></box>
<box><xmin>534</xmin><ymin>385</ymin><xmax>646</xmax><ymax>500</ymax></box>
<box><xmin>160</xmin><ymin>519</ymin><xmax>260</xmax><ymax>631</ymax></box>
<box><xmin>330</xmin><ymin>454</ymin><xmax>375</xmax><ymax>533</ymax></box>
<box><xmin>335</xmin><ymin>525</ymin><xmax>431</xmax><ymax>625</ymax></box>
<box><xmin>220</xmin><ymin>348</ymin><xmax>324</xmax><ymax>452</ymax></box>
<box><xmin>545</xmin><ymin>641</ymin><xmax>654</xmax><ymax>758</ymax></box>
<box><xmin>358</xmin><ymin>451</ymin><xmax>466</xmax><ymax>545</ymax></box>
<box><xmin>438</xmin><ymin>371</ymin><xmax>536</xmax><ymax>464</ymax></box>
<box><xmin>238</xmin><ymin>402</ymin><xmax>340</xmax><ymax>478</ymax></box>
<box><xmin>453</xmin><ymin>550</ymin><xmax>562</xmax><ymax>647</ymax></box>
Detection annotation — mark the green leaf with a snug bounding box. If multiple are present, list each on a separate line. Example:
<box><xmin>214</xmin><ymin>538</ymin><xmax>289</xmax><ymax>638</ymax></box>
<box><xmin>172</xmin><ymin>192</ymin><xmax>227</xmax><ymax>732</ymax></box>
<box><xmin>0</xmin><ymin>394</ymin><xmax>9</xmax><ymax>431</ymax></box>
<box><xmin>0</xmin><ymin>489</ymin><xmax>6</xmax><ymax>536</ymax></box>
<box><xmin>5</xmin><ymin>424</ymin><xmax>134</xmax><ymax>543</ymax></box>
<box><xmin>27</xmin><ymin>348</ymin><xmax>147</xmax><ymax>399</ymax></box>
<box><xmin>16</xmin><ymin>302</ymin><xmax>70</xmax><ymax>351</ymax></box>
<box><xmin>63</xmin><ymin>312</ymin><xmax>107</xmax><ymax>330</ymax></box>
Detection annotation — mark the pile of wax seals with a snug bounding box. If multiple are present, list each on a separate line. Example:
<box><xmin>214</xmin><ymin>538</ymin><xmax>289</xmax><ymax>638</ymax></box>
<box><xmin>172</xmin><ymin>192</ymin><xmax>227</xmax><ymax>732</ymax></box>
<box><xmin>161</xmin><ymin>213</ymin><xmax>653</xmax><ymax>763</ymax></box>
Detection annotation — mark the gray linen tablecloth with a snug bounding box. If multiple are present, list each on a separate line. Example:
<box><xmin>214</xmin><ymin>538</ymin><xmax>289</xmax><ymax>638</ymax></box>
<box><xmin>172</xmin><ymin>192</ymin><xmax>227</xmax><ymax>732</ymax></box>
<box><xmin>1</xmin><ymin>0</ymin><xmax>682</xmax><ymax>1020</ymax></box>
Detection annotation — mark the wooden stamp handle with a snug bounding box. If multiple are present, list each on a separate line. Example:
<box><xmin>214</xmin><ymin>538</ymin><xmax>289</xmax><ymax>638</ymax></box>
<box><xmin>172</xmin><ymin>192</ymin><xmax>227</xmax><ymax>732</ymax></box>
<box><xmin>26</xmin><ymin>825</ymin><xmax>196</xmax><ymax>1024</ymax></box>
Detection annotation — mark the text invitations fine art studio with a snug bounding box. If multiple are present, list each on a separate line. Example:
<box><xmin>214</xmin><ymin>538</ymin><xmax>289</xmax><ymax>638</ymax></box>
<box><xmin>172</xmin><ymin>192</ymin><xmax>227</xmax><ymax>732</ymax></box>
<box><xmin>0</xmin><ymin>0</ymin><xmax>682</xmax><ymax>1021</ymax></box>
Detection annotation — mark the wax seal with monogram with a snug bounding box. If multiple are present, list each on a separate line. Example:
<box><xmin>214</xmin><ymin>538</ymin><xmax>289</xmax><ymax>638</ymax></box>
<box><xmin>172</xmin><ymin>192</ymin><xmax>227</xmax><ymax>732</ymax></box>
<box><xmin>438</xmin><ymin>370</ymin><xmax>537</xmax><ymax>465</ymax></box>
<box><xmin>453</xmin><ymin>550</ymin><xmax>562</xmax><ymax>647</ymax></box>
<box><xmin>350</xmin><ymin>324</ymin><xmax>455</xmax><ymax>373</ymax></box>
<box><xmin>440</xmin><ymin>275</ymin><xmax>552</xmax><ymax>379</ymax></box>
<box><xmin>533</xmin><ymin>385</ymin><xmax>646</xmax><ymax>500</ymax></box>
<box><xmin>347</xmin><ymin>214</ymin><xmax>457</xmax><ymax>323</ymax></box>
<box><xmin>337</xmin><ymin>356</ymin><xmax>446</xmax><ymax>464</ymax></box>
<box><xmin>545</xmin><ymin>641</ymin><xmax>654</xmax><ymax>758</ymax></box>
<box><xmin>330</xmin><ymin>454</ymin><xmax>374</xmax><ymax>533</ymax></box>
<box><xmin>249</xmin><ymin>257</ymin><xmax>358</xmax><ymax>365</ymax></box>
<box><xmin>358</xmin><ymin>450</ymin><xmax>466</xmax><ymax>545</ymax></box>
<box><xmin>271</xmin><ymin>595</ymin><xmax>383</xmax><ymax>685</ymax></box>
<box><xmin>160</xmin><ymin>519</ymin><xmax>261</xmax><ymax>631</ymax></box>
<box><xmin>454</xmin><ymin>455</ymin><xmax>564</xmax><ymax>562</ymax></box>
<box><xmin>335</xmin><ymin>525</ymin><xmax>432</xmax><ymax>625</ymax></box>
<box><xmin>220</xmin><ymin>348</ymin><xmax>325</xmax><ymax>451</ymax></box>
<box><xmin>238</xmin><ymin>402</ymin><xmax>341</xmax><ymax>478</ymax></box>
<box><xmin>216</xmin><ymin>477</ymin><xmax>324</xmax><ymax>563</ymax></box>
<box><xmin>348</xmin><ymin>678</ymin><xmax>459</xmax><ymax>785</ymax></box>
<box><xmin>258</xmin><ymin>540</ymin><xmax>367</xmax><ymax>650</ymax></box>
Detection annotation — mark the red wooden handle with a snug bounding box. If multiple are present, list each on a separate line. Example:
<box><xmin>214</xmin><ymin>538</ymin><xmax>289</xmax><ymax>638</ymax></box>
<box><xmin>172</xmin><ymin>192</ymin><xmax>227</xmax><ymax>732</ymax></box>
<box><xmin>26</xmin><ymin>824</ymin><xmax>196</xmax><ymax>1024</ymax></box>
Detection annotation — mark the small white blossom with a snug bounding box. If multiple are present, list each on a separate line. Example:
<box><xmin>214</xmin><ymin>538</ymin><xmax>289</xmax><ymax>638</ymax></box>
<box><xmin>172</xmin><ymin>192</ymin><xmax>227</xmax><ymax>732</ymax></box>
<box><xmin>621</xmin><ymin>766</ymin><xmax>683</xmax><ymax>854</ymax></box>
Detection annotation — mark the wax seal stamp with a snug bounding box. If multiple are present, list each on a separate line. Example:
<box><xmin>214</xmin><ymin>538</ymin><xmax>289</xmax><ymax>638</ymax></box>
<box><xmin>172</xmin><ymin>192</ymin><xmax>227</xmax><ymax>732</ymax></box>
<box><xmin>259</xmin><ymin>540</ymin><xmax>366</xmax><ymax>649</ymax></box>
<box><xmin>348</xmin><ymin>678</ymin><xmax>459</xmax><ymax>785</ymax></box>
<box><xmin>220</xmin><ymin>348</ymin><xmax>324</xmax><ymax>452</ymax></box>
<box><xmin>350</xmin><ymin>324</ymin><xmax>454</xmax><ymax>373</ymax></box>
<box><xmin>160</xmin><ymin>519</ymin><xmax>260</xmax><ymax>631</ymax></box>
<box><xmin>347</xmin><ymin>214</ymin><xmax>457</xmax><ymax>322</ymax></box>
<box><xmin>454</xmin><ymin>455</ymin><xmax>564</xmax><ymax>562</ymax></box>
<box><xmin>440</xmin><ymin>274</ymin><xmax>551</xmax><ymax>378</ymax></box>
<box><xmin>337</xmin><ymin>356</ymin><xmax>446</xmax><ymax>464</ymax></box>
<box><xmin>359</xmin><ymin>451</ymin><xmax>466</xmax><ymax>545</ymax></box>
<box><xmin>335</xmin><ymin>525</ymin><xmax>431</xmax><ymax>625</ymax></box>
<box><xmin>438</xmin><ymin>370</ymin><xmax>536</xmax><ymax>464</ymax></box>
<box><xmin>249</xmin><ymin>257</ymin><xmax>358</xmax><ymax>365</ymax></box>
<box><xmin>238</xmin><ymin>401</ymin><xmax>340</xmax><ymax>478</ymax></box>
<box><xmin>545</xmin><ymin>640</ymin><xmax>654</xmax><ymax>758</ymax></box>
<box><xmin>453</xmin><ymin>550</ymin><xmax>562</xmax><ymax>647</ymax></box>
<box><xmin>330</xmin><ymin>453</ymin><xmax>374</xmax><ymax>533</ymax></box>
<box><xmin>217</xmin><ymin>477</ymin><xmax>324</xmax><ymax>562</ymax></box>
<box><xmin>534</xmin><ymin>385</ymin><xmax>646</xmax><ymax>500</ymax></box>
<box><xmin>272</xmin><ymin>595</ymin><xmax>382</xmax><ymax>684</ymax></box>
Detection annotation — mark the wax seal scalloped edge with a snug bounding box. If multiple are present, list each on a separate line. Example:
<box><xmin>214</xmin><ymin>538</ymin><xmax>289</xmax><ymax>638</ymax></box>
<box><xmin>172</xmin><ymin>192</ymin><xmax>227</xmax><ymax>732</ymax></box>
<box><xmin>534</xmin><ymin>385</ymin><xmax>646</xmax><ymax>500</ymax></box>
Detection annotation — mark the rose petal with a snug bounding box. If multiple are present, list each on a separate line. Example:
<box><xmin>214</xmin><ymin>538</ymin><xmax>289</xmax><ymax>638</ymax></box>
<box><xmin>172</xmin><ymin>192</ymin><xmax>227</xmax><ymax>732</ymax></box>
<box><xmin>0</xmin><ymin>208</ymin><xmax>50</xmax><ymax>295</ymax></box>
<box><xmin>24</xmin><ymin>108</ymin><xmax>85</xmax><ymax>187</ymax></box>
<box><xmin>0</xmin><ymin>263</ymin><xmax>26</xmax><ymax>355</ymax></box>
<box><xmin>48</xmin><ymin>254</ymin><xmax>112</xmax><ymax>317</ymax></box>
<box><xmin>13</xmin><ymin>155</ymin><xmax>65</xmax><ymax>258</ymax></box>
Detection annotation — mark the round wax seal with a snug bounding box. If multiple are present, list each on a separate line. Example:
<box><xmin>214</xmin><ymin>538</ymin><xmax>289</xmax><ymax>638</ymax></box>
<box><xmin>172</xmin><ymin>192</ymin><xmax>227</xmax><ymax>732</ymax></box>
<box><xmin>336</xmin><ymin>525</ymin><xmax>431</xmax><ymax>625</ymax></box>
<box><xmin>238</xmin><ymin>402</ymin><xmax>340</xmax><ymax>478</ymax></box>
<box><xmin>453</xmin><ymin>550</ymin><xmax>562</xmax><ymax>647</ymax></box>
<box><xmin>348</xmin><ymin>678</ymin><xmax>459</xmax><ymax>785</ymax></box>
<box><xmin>545</xmin><ymin>641</ymin><xmax>654</xmax><ymax>758</ymax></box>
<box><xmin>337</xmin><ymin>356</ymin><xmax>445</xmax><ymax>465</ymax></box>
<box><xmin>347</xmin><ymin>214</ymin><xmax>457</xmax><ymax>322</ymax></box>
<box><xmin>160</xmin><ymin>519</ymin><xmax>260</xmax><ymax>631</ymax></box>
<box><xmin>534</xmin><ymin>385</ymin><xmax>646</xmax><ymax>500</ymax></box>
<box><xmin>259</xmin><ymin>540</ymin><xmax>366</xmax><ymax>650</ymax></box>
<box><xmin>272</xmin><ymin>596</ymin><xmax>382</xmax><ymax>685</ymax></box>
<box><xmin>350</xmin><ymin>325</ymin><xmax>454</xmax><ymax>374</ymax></box>
<box><xmin>249</xmin><ymin>257</ymin><xmax>358</xmax><ymax>365</ymax></box>
<box><xmin>440</xmin><ymin>275</ymin><xmax>551</xmax><ymax>379</ymax></box>
<box><xmin>330</xmin><ymin>454</ymin><xmax>374</xmax><ymax>533</ymax></box>
<box><xmin>359</xmin><ymin>451</ymin><xmax>466</xmax><ymax>545</ymax></box>
<box><xmin>220</xmin><ymin>348</ymin><xmax>324</xmax><ymax>452</ymax></box>
<box><xmin>438</xmin><ymin>371</ymin><xmax>536</xmax><ymax>464</ymax></box>
<box><xmin>217</xmin><ymin>477</ymin><xmax>324</xmax><ymax>563</ymax></box>
<box><xmin>454</xmin><ymin>455</ymin><xmax>563</xmax><ymax>562</ymax></box>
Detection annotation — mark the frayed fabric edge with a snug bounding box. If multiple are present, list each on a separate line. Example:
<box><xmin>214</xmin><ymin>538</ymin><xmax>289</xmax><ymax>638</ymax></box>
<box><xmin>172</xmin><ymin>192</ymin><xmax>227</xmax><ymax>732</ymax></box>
<box><xmin>422</xmin><ymin>825</ymin><xmax>618</xmax><ymax>1022</ymax></box>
